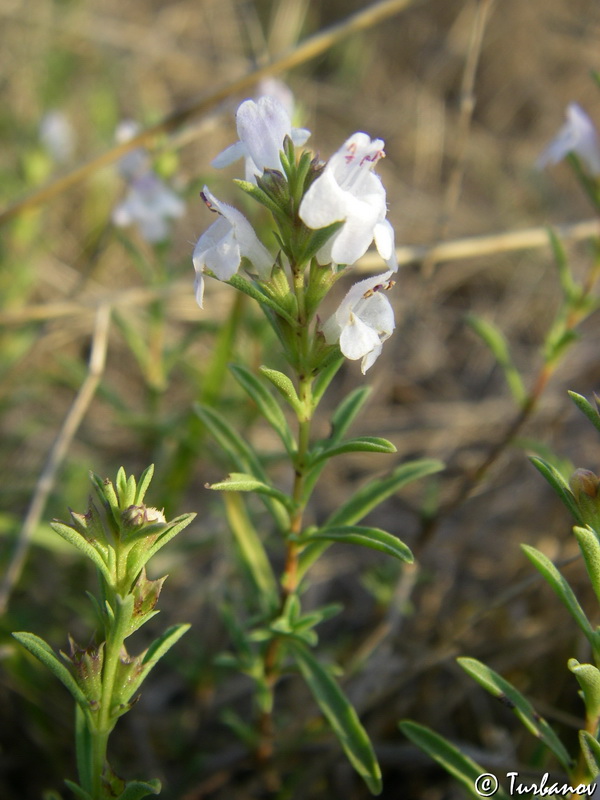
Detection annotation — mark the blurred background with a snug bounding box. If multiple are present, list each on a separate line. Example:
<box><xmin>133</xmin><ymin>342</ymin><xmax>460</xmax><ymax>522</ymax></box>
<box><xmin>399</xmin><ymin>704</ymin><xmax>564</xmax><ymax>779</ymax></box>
<box><xmin>2</xmin><ymin>0</ymin><xmax>600</xmax><ymax>797</ymax></box>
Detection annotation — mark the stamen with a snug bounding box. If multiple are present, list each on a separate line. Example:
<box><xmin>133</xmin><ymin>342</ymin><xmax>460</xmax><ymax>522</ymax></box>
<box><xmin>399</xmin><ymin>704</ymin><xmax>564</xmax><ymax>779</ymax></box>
<box><xmin>200</xmin><ymin>192</ymin><xmax>219</xmax><ymax>213</ymax></box>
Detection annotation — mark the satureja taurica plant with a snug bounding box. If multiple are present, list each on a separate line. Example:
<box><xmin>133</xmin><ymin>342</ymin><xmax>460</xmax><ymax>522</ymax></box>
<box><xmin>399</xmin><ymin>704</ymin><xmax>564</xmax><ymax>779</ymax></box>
<box><xmin>192</xmin><ymin>94</ymin><xmax>443</xmax><ymax>793</ymax></box>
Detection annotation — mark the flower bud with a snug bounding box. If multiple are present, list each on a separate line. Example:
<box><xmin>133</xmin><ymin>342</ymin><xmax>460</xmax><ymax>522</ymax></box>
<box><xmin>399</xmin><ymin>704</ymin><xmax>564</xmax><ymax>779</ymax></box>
<box><xmin>569</xmin><ymin>469</ymin><xmax>600</xmax><ymax>533</ymax></box>
<box><xmin>121</xmin><ymin>504</ymin><xmax>166</xmax><ymax>529</ymax></box>
<box><xmin>569</xmin><ymin>469</ymin><xmax>600</xmax><ymax>500</ymax></box>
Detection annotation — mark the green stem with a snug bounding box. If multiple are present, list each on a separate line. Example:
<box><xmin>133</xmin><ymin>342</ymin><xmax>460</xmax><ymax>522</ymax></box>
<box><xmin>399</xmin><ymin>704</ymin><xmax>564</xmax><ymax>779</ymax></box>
<box><xmin>256</xmin><ymin>264</ymin><xmax>317</xmax><ymax>771</ymax></box>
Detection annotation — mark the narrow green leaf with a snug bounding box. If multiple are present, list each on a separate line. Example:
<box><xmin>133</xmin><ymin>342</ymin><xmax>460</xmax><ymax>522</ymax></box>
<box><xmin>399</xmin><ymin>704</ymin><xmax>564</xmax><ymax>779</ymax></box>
<box><xmin>296</xmin><ymin>221</ymin><xmax>345</xmax><ymax>265</ymax></box>
<box><xmin>12</xmin><ymin>632</ymin><xmax>90</xmax><ymax>713</ymax></box>
<box><xmin>573</xmin><ymin>526</ymin><xmax>600</xmax><ymax>607</ymax></box>
<box><xmin>457</xmin><ymin>657</ymin><xmax>572</xmax><ymax>770</ymax></box>
<box><xmin>330</xmin><ymin>386</ymin><xmax>373</xmax><ymax>443</ymax></box>
<box><xmin>399</xmin><ymin>720</ymin><xmax>511</xmax><ymax>800</ymax></box>
<box><xmin>521</xmin><ymin>544</ymin><xmax>595</xmax><ymax>644</ymax></box>
<box><xmin>142</xmin><ymin>512</ymin><xmax>197</xmax><ymax>564</ymax></box>
<box><xmin>116</xmin><ymin>779</ymin><xmax>161</xmax><ymax>800</ymax></box>
<box><xmin>50</xmin><ymin>522</ymin><xmax>112</xmax><ymax>583</ymax></box>
<box><xmin>529</xmin><ymin>456</ymin><xmax>583</xmax><ymax>525</ymax></box>
<box><xmin>63</xmin><ymin>782</ymin><xmax>93</xmax><ymax>800</ymax></box>
<box><xmin>195</xmin><ymin>404</ymin><xmax>289</xmax><ymax>531</ymax></box>
<box><xmin>230</xmin><ymin>364</ymin><xmax>296</xmax><ymax>454</ymax></box>
<box><xmin>569</xmin><ymin>659</ymin><xmax>600</xmax><ymax>729</ymax></box>
<box><xmin>135</xmin><ymin>464</ymin><xmax>155</xmax><ymax>505</ymax></box>
<box><xmin>299</xmin><ymin>459</ymin><xmax>443</xmax><ymax>580</ymax></box>
<box><xmin>234</xmin><ymin>178</ymin><xmax>283</xmax><ymax>217</ymax></box>
<box><xmin>302</xmin><ymin>387</ymin><xmax>376</xmax><ymax>499</ymax></box>
<box><xmin>309</xmin><ymin>437</ymin><xmax>396</xmax><ymax>467</ymax></box>
<box><xmin>311</xmin><ymin>356</ymin><xmax>344</xmax><ymax>406</ymax></box>
<box><xmin>209</xmin><ymin>472</ymin><xmax>294</xmax><ymax>511</ymax></box>
<box><xmin>124</xmin><ymin>624</ymin><xmax>190</xmax><ymax>701</ymax></box>
<box><xmin>579</xmin><ymin>730</ymin><xmax>600</xmax><ymax>778</ymax></box>
<box><xmin>227</xmin><ymin>274</ymin><xmax>297</xmax><ymax>326</ymax></box>
<box><xmin>223</xmin><ymin>494</ymin><xmax>279</xmax><ymax>613</ymax></box>
<box><xmin>194</xmin><ymin>404</ymin><xmax>267</xmax><ymax>479</ymax></box>
<box><xmin>75</xmin><ymin>703</ymin><xmax>93</xmax><ymax>794</ymax></box>
<box><xmin>569</xmin><ymin>391</ymin><xmax>600</xmax><ymax>436</ymax></box>
<box><xmin>547</xmin><ymin>227</ymin><xmax>579</xmax><ymax>302</ymax></box>
<box><xmin>466</xmin><ymin>314</ymin><xmax>527</xmax><ymax>406</ymax></box>
<box><xmin>258</xmin><ymin>366</ymin><xmax>303</xmax><ymax>415</ymax></box>
<box><xmin>304</xmin><ymin>525</ymin><xmax>413</xmax><ymax>563</ymax></box>
<box><xmin>289</xmin><ymin>641</ymin><xmax>382</xmax><ymax>795</ymax></box>
<box><xmin>327</xmin><ymin>459</ymin><xmax>444</xmax><ymax>528</ymax></box>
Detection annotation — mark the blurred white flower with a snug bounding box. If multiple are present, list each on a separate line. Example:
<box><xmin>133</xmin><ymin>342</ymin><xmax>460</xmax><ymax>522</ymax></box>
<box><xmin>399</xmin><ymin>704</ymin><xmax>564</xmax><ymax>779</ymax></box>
<box><xmin>537</xmin><ymin>103</ymin><xmax>600</xmax><ymax>176</ymax></box>
<box><xmin>192</xmin><ymin>187</ymin><xmax>273</xmax><ymax>307</ymax></box>
<box><xmin>114</xmin><ymin>120</ymin><xmax>151</xmax><ymax>180</ymax></box>
<box><xmin>112</xmin><ymin>121</ymin><xmax>185</xmax><ymax>243</ymax></box>
<box><xmin>112</xmin><ymin>173</ymin><xmax>185</xmax><ymax>243</ymax></box>
<box><xmin>212</xmin><ymin>96</ymin><xmax>310</xmax><ymax>181</ymax></box>
<box><xmin>299</xmin><ymin>132</ymin><xmax>397</xmax><ymax>269</ymax></box>
<box><xmin>323</xmin><ymin>271</ymin><xmax>395</xmax><ymax>373</ymax></box>
<box><xmin>39</xmin><ymin>111</ymin><xmax>75</xmax><ymax>164</ymax></box>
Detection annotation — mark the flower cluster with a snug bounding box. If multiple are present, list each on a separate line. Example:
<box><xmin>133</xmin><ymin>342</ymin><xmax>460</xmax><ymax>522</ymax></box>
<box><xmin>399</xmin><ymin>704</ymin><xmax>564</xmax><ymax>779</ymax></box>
<box><xmin>192</xmin><ymin>92</ymin><xmax>398</xmax><ymax>372</ymax></box>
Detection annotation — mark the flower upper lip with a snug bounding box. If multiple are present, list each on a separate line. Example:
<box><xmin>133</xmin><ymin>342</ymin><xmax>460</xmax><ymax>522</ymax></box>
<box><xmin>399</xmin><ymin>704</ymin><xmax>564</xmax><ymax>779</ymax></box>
<box><xmin>212</xmin><ymin>96</ymin><xmax>310</xmax><ymax>182</ymax></box>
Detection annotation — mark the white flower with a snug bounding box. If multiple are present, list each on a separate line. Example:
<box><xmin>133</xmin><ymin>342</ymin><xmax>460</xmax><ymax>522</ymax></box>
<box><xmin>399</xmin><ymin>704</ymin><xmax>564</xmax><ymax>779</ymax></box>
<box><xmin>192</xmin><ymin>187</ymin><xmax>274</xmax><ymax>307</ymax></box>
<box><xmin>39</xmin><ymin>111</ymin><xmax>75</xmax><ymax>164</ymax></box>
<box><xmin>112</xmin><ymin>173</ymin><xmax>185</xmax><ymax>243</ymax></box>
<box><xmin>299</xmin><ymin>132</ymin><xmax>397</xmax><ymax>270</ymax></box>
<box><xmin>212</xmin><ymin>96</ymin><xmax>310</xmax><ymax>181</ymax></box>
<box><xmin>537</xmin><ymin>103</ymin><xmax>600</xmax><ymax>176</ymax></box>
<box><xmin>323</xmin><ymin>271</ymin><xmax>395</xmax><ymax>373</ymax></box>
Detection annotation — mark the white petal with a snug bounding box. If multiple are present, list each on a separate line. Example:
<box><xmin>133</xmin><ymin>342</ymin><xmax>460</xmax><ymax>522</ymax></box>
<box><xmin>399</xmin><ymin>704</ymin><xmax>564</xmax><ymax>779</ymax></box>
<box><xmin>321</xmin><ymin>314</ymin><xmax>343</xmax><ymax>345</ymax></box>
<box><xmin>354</xmin><ymin>291</ymin><xmax>395</xmax><ymax>337</ymax></box>
<box><xmin>335</xmin><ymin>271</ymin><xmax>394</xmax><ymax>324</ymax></box>
<box><xmin>299</xmin><ymin>168</ymin><xmax>348</xmax><ymax>229</ymax></box>
<box><xmin>236</xmin><ymin>97</ymin><xmax>291</xmax><ymax>172</ymax></box>
<box><xmin>329</xmin><ymin>205</ymin><xmax>381</xmax><ymax>265</ymax></box>
<box><xmin>291</xmin><ymin>127</ymin><xmax>311</xmax><ymax>147</ymax></box>
<box><xmin>212</xmin><ymin>141</ymin><xmax>247</xmax><ymax>169</ymax></box>
<box><xmin>339</xmin><ymin>312</ymin><xmax>381</xmax><ymax>360</ymax></box>
<box><xmin>374</xmin><ymin>219</ymin><xmax>398</xmax><ymax>270</ymax></box>
<box><xmin>194</xmin><ymin>273</ymin><xmax>205</xmax><ymax>308</ymax></box>
<box><xmin>361</xmin><ymin>342</ymin><xmax>383</xmax><ymax>373</ymax></box>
